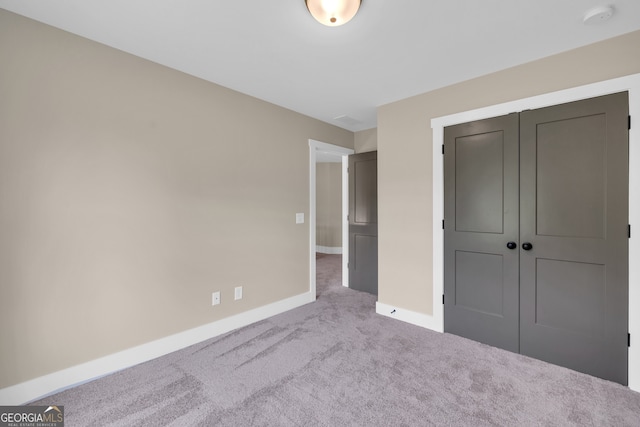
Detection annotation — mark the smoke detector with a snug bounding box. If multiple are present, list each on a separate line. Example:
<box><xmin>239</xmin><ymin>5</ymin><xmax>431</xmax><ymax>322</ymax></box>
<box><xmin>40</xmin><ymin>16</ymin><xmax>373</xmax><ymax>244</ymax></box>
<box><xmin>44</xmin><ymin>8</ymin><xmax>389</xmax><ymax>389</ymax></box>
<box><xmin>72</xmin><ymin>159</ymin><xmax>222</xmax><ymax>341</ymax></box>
<box><xmin>583</xmin><ymin>6</ymin><xmax>614</xmax><ymax>24</ymax></box>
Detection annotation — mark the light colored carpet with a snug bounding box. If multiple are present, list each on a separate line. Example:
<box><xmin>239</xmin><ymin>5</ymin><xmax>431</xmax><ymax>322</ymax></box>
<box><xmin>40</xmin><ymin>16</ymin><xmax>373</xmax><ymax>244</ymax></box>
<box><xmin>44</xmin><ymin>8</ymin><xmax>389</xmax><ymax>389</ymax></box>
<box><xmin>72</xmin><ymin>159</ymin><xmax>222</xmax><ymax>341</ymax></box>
<box><xmin>32</xmin><ymin>254</ymin><xmax>640</xmax><ymax>426</ymax></box>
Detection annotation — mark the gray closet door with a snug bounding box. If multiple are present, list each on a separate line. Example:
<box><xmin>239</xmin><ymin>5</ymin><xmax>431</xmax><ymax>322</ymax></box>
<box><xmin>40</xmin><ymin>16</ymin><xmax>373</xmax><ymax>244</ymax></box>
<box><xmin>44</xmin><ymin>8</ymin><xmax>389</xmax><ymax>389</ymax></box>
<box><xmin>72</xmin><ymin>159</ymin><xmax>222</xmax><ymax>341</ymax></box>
<box><xmin>349</xmin><ymin>151</ymin><xmax>378</xmax><ymax>295</ymax></box>
<box><xmin>519</xmin><ymin>92</ymin><xmax>629</xmax><ymax>385</ymax></box>
<box><xmin>444</xmin><ymin>113</ymin><xmax>520</xmax><ymax>352</ymax></box>
<box><xmin>444</xmin><ymin>92</ymin><xmax>629</xmax><ymax>385</ymax></box>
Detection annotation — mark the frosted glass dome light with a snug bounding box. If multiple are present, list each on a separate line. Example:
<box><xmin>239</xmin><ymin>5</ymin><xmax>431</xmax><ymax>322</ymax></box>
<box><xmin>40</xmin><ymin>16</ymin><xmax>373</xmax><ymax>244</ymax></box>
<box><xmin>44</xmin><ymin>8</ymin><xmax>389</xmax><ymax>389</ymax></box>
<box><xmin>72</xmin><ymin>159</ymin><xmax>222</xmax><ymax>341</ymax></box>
<box><xmin>305</xmin><ymin>0</ymin><xmax>361</xmax><ymax>27</ymax></box>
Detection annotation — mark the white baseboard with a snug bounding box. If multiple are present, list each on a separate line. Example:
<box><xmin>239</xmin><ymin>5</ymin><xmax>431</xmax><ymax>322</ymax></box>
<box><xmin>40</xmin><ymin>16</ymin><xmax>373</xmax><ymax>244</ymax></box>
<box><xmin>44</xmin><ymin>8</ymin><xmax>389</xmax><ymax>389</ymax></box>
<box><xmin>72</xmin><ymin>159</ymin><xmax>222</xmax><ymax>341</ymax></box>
<box><xmin>376</xmin><ymin>301</ymin><xmax>443</xmax><ymax>333</ymax></box>
<box><xmin>0</xmin><ymin>291</ymin><xmax>315</xmax><ymax>405</ymax></box>
<box><xmin>316</xmin><ymin>246</ymin><xmax>342</xmax><ymax>254</ymax></box>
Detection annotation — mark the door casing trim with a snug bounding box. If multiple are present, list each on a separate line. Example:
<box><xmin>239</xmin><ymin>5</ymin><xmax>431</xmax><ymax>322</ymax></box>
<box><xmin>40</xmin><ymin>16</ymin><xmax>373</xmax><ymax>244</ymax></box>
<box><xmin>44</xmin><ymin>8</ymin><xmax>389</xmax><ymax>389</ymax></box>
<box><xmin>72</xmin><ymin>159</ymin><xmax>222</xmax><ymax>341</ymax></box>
<box><xmin>431</xmin><ymin>73</ymin><xmax>640</xmax><ymax>391</ymax></box>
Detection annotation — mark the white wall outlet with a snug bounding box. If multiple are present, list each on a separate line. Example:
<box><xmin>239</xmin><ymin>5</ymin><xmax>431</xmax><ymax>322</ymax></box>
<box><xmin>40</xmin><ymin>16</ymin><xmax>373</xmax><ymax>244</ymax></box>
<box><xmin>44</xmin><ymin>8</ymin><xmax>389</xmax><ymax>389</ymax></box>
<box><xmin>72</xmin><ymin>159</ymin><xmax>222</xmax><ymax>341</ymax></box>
<box><xmin>296</xmin><ymin>213</ymin><xmax>304</xmax><ymax>224</ymax></box>
<box><xmin>234</xmin><ymin>286</ymin><xmax>243</xmax><ymax>300</ymax></box>
<box><xmin>212</xmin><ymin>291</ymin><xmax>220</xmax><ymax>306</ymax></box>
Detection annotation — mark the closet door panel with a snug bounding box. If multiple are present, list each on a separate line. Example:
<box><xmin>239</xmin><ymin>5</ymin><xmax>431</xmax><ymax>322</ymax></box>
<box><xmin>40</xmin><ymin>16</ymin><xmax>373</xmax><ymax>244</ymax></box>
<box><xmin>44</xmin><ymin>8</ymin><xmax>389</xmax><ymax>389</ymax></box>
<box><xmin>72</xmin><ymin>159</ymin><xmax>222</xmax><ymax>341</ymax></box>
<box><xmin>519</xmin><ymin>92</ymin><xmax>629</xmax><ymax>385</ymax></box>
<box><xmin>444</xmin><ymin>113</ymin><xmax>520</xmax><ymax>353</ymax></box>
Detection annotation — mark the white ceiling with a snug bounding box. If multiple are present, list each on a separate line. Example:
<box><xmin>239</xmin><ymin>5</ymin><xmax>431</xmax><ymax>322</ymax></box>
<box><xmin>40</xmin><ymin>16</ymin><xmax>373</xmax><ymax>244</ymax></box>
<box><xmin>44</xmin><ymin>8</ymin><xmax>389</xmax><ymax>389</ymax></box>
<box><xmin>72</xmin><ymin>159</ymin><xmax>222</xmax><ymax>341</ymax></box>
<box><xmin>1</xmin><ymin>1</ymin><xmax>639</xmax><ymax>132</ymax></box>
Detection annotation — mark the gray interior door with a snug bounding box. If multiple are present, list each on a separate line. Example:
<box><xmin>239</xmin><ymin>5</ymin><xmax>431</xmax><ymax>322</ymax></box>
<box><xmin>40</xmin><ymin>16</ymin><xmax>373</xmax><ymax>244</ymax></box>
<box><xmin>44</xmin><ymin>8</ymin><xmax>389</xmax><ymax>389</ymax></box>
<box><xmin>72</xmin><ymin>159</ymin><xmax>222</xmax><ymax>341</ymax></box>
<box><xmin>444</xmin><ymin>113</ymin><xmax>520</xmax><ymax>352</ymax></box>
<box><xmin>349</xmin><ymin>151</ymin><xmax>378</xmax><ymax>295</ymax></box>
<box><xmin>519</xmin><ymin>92</ymin><xmax>629</xmax><ymax>385</ymax></box>
<box><xmin>444</xmin><ymin>92</ymin><xmax>629</xmax><ymax>385</ymax></box>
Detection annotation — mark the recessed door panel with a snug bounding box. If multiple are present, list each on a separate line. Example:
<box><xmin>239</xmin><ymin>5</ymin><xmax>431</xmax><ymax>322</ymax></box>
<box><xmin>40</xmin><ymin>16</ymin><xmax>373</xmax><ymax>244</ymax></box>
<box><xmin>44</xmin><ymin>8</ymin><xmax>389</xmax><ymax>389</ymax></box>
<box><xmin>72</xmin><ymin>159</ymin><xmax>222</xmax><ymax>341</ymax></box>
<box><xmin>536</xmin><ymin>114</ymin><xmax>606</xmax><ymax>239</ymax></box>
<box><xmin>353</xmin><ymin>159</ymin><xmax>377</xmax><ymax>225</ymax></box>
<box><xmin>535</xmin><ymin>258</ymin><xmax>605</xmax><ymax>337</ymax></box>
<box><xmin>454</xmin><ymin>251</ymin><xmax>504</xmax><ymax>317</ymax></box>
<box><xmin>350</xmin><ymin>234</ymin><xmax>378</xmax><ymax>295</ymax></box>
<box><xmin>455</xmin><ymin>132</ymin><xmax>504</xmax><ymax>234</ymax></box>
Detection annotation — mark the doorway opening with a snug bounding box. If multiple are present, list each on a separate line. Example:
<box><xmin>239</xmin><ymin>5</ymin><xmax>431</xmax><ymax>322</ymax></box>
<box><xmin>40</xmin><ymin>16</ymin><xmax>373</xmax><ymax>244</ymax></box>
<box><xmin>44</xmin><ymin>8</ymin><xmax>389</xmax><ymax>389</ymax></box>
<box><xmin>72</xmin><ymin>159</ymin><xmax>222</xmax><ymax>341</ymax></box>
<box><xmin>309</xmin><ymin>140</ymin><xmax>354</xmax><ymax>300</ymax></box>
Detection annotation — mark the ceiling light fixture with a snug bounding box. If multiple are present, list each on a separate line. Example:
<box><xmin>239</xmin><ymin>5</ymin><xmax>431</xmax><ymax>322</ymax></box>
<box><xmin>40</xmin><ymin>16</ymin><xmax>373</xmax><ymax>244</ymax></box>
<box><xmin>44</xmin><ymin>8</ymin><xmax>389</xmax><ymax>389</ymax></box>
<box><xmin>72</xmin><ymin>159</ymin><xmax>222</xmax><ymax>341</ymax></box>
<box><xmin>306</xmin><ymin>0</ymin><xmax>361</xmax><ymax>27</ymax></box>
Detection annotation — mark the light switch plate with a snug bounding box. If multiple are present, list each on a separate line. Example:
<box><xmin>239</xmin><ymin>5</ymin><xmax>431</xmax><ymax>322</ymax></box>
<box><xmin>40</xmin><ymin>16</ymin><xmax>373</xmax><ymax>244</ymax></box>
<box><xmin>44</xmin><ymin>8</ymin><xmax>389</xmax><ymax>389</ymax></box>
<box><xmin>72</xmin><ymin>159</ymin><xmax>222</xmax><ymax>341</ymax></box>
<box><xmin>296</xmin><ymin>213</ymin><xmax>304</xmax><ymax>224</ymax></box>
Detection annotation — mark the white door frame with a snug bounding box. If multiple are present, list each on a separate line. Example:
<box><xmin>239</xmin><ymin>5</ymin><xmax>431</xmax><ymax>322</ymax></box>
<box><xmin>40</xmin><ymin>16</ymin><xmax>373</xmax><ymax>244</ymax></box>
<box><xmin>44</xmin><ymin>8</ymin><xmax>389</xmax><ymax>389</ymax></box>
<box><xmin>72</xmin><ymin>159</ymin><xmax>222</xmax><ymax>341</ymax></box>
<box><xmin>309</xmin><ymin>139</ymin><xmax>355</xmax><ymax>299</ymax></box>
<box><xmin>431</xmin><ymin>73</ymin><xmax>640</xmax><ymax>391</ymax></box>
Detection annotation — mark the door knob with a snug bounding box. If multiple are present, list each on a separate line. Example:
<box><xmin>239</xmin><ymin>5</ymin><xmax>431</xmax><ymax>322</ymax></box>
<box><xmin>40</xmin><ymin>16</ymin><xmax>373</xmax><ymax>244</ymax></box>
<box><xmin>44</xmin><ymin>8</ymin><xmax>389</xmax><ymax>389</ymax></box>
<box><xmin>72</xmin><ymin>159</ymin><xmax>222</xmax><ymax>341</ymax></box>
<box><xmin>506</xmin><ymin>242</ymin><xmax>517</xmax><ymax>250</ymax></box>
<box><xmin>522</xmin><ymin>242</ymin><xmax>533</xmax><ymax>251</ymax></box>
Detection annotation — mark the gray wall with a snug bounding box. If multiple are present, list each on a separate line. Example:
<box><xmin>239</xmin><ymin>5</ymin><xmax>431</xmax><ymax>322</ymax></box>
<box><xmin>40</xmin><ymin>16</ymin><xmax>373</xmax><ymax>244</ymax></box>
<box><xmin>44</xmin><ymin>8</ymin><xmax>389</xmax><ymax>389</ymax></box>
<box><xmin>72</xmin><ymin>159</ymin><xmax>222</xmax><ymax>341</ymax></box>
<box><xmin>316</xmin><ymin>163</ymin><xmax>342</xmax><ymax>249</ymax></box>
<box><xmin>355</xmin><ymin>128</ymin><xmax>377</xmax><ymax>153</ymax></box>
<box><xmin>0</xmin><ymin>10</ymin><xmax>353</xmax><ymax>389</ymax></box>
<box><xmin>377</xmin><ymin>30</ymin><xmax>640</xmax><ymax>314</ymax></box>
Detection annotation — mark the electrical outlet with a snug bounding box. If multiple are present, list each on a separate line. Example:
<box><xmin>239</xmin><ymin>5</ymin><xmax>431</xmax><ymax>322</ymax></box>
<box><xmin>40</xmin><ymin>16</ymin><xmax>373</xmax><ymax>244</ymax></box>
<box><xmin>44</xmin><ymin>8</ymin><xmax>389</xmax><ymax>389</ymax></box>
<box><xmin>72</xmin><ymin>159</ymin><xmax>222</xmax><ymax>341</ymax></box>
<box><xmin>234</xmin><ymin>286</ymin><xmax>243</xmax><ymax>300</ymax></box>
<box><xmin>212</xmin><ymin>291</ymin><xmax>220</xmax><ymax>306</ymax></box>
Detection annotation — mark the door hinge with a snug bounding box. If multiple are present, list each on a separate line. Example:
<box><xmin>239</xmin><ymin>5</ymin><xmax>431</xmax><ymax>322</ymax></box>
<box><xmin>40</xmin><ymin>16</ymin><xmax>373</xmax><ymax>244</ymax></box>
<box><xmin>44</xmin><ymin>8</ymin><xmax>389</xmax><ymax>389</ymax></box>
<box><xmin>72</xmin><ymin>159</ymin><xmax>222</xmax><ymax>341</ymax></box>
<box><xmin>629</xmin><ymin>224</ymin><xmax>631</xmax><ymax>238</ymax></box>
<box><xmin>442</xmin><ymin>144</ymin><xmax>444</xmax><ymax>155</ymax></box>
<box><xmin>442</xmin><ymin>219</ymin><xmax>445</xmax><ymax>229</ymax></box>
<box><xmin>629</xmin><ymin>115</ymin><xmax>632</xmax><ymax>130</ymax></box>
<box><xmin>629</xmin><ymin>333</ymin><xmax>631</xmax><ymax>347</ymax></box>
<box><xmin>442</xmin><ymin>294</ymin><xmax>445</xmax><ymax>305</ymax></box>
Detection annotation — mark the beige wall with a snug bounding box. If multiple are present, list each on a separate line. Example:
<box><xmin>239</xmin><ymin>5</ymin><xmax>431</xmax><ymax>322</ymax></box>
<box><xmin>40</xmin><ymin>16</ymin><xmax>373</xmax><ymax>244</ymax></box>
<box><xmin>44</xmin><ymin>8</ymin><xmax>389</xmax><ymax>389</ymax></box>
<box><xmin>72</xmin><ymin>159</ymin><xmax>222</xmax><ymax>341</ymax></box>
<box><xmin>316</xmin><ymin>163</ymin><xmax>342</xmax><ymax>249</ymax></box>
<box><xmin>354</xmin><ymin>128</ymin><xmax>377</xmax><ymax>153</ymax></box>
<box><xmin>0</xmin><ymin>10</ymin><xmax>353</xmax><ymax>389</ymax></box>
<box><xmin>377</xmin><ymin>30</ymin><xmax>640</xmax><ymax>314</ymax></box>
